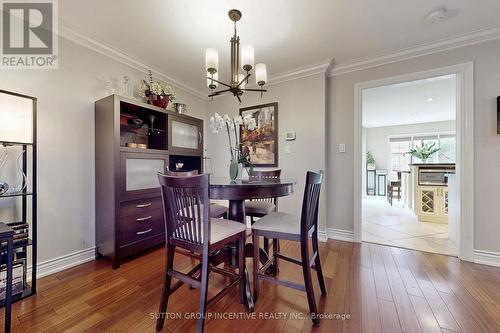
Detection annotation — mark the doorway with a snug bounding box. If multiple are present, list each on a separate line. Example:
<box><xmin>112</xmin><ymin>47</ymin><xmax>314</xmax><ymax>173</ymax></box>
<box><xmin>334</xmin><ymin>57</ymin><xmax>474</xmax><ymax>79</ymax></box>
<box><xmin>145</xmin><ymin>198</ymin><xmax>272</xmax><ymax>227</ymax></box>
<box><xmin>353</xmin><ymin>64</ymin><xmax>474</xmax><ymax>261</ymax></box>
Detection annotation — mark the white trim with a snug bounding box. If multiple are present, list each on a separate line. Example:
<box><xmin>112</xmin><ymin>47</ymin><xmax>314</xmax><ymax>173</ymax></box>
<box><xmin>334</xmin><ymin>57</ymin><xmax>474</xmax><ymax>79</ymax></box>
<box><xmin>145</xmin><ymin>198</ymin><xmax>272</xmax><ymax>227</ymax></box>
<box><xmin>329</xmin><ymin>26</ymin><xmax>500</xmax><ymax>77</ymax></box>
<box><xmin>326</xmin><ymin>228</ymin><xmax>355</xmax><ymax>242</ymax></box>
<box><xmin>58</xmin><ymin>25</ymin><xmax>207</xmax><ymax>100</ymax></box>
<box><xmin>267</xmin><ymin>63</ymin><xmax>329</xmax><ymax>87</ymax></box>
<box><xmin>317</xmin><ymin>230</ymin><xmax>328</xmax><ymax>243</ymax></box>
<box><xmin>353</xmin><ymin>63</ymin><xmax>474</xmax><ymax>261</ymax></box>
<box><xmin>474</xmin><ymin>250</ymin><xmax>500</xmax><ymax>268</ymax></box>
<box><xmin>27</xmin><ymin>247</ymin><xmax>96</xmax><ymax>281</ymax></box>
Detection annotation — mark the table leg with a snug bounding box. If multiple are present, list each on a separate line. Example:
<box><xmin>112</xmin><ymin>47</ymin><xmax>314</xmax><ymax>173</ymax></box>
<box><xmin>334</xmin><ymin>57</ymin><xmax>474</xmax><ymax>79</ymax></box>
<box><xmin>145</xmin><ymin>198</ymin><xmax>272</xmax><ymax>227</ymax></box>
<box><xmin>227</xmin><ymin>200</ymin><xmax>254</xmax><ymax>312</ymax></box>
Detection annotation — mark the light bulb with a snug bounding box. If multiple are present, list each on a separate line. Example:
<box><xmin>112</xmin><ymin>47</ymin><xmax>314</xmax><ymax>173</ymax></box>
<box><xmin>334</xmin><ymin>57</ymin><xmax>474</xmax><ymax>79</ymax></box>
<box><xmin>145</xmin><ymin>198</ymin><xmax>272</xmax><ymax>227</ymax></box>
<box><xmin>207</xmin><ymin>72</ymin><xmax>218</xmax><ymax>89</ymax></box>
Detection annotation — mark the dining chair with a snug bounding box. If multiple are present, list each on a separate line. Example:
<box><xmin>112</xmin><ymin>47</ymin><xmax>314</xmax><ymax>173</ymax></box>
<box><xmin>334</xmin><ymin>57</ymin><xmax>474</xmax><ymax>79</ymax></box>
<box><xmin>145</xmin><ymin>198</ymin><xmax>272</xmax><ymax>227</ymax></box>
<box><xmin>246</xmin><ymin>169</ymin><xmax>281</xmax><ymax>269</ymax></box>
<box><xmin>156</xmin><ymin>173</ymin><xmax>246</xmax><ymax>333</ymax></box>
<box><xmin>251</xmin><ymin>171</ymin><xmax>326</xmax><ymax>326</ymax></box>
<box><xmin>166</xmin><ymin>169</ymin><xmax>229</xmax><ymax>219</ymax></box>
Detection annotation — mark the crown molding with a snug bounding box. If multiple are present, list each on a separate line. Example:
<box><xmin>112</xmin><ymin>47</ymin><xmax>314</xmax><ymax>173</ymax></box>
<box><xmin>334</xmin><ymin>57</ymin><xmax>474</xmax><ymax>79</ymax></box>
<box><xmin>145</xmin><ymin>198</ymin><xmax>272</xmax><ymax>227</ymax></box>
<box><xmin>266</xmin><ymin>62</ymin><xmax>330</xmax><ymax>86</ymax></box>
<box><xmin>58</xmin><ymin>24</ymin><xmax>207</xmax><ymax>100</ymax></box>
<box><xmin>329</xmin><ymin>25</ymin><xmax>500</xmax><ymax>77</ymax></box>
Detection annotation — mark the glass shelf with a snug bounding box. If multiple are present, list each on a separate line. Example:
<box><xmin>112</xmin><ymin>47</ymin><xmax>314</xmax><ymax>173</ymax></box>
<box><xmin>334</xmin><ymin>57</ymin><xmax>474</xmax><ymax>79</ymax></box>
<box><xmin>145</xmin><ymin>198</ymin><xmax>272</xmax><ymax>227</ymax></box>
<box><xmin>0</xmin><ymin>141</ymin><xmax>34</xmax><ymax>146</ymax></box>
<box><xmin>0</xmin><ymin>192</ymin><xmax>33</xmax><ymax>198</ymax></box>
<box><xmin>0</xmin><ymin>284</ymin><xmax>33</xmax><ymax>308</ymax></box>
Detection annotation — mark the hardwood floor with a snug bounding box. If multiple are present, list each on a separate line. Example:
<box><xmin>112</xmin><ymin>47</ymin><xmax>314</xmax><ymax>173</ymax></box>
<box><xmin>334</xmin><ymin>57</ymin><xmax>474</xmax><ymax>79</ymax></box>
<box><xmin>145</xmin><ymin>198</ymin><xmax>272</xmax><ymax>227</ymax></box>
<box><xmin>2</xmin><ymin>240</ymin><xmax>500</xmax><ymax>332</ymax></box>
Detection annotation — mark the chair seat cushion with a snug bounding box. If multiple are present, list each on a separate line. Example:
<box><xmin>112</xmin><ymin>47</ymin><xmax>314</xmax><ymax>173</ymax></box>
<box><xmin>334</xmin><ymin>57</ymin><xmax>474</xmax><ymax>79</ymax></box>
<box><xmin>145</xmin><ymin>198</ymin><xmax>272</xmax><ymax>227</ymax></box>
<box><xmin>245</xmin><ymin>201</ymin><xmax>275</xmax><ymax>216</ymax></box>
<box><xmin>209</xmin><ymin>203</ymin><xmax>228</xmax><ymax>218</ymax></box>
<box><xmin>251</xmin><ymin>212</ymin><xmax>300</xmax><ymax>236</ymax></box>
<box><xmin>210</xmin><ymin>218</ymin><xmax>247</xmax><ymax>244</ymax></box>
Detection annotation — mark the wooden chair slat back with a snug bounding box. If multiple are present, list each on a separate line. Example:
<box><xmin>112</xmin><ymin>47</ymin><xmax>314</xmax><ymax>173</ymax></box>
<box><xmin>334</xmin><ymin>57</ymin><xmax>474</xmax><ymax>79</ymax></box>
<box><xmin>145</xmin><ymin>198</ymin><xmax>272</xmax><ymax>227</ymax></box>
<box><xmin>158</xmin><ymin>173</ymin><xmax>210</xmax><ymax>246</ymax></box>
<box><xmin>166</xmin><ymin>170</ymin><xmax>199</xmax><ymax>177</ymax></box>
<box><xmin>300</xmin><ymin>171</ymin><xmax>323</xmax><ymax>234</ymax></box>
<box><xmin>249</xmin><ymin>169</ymin><xmax>282</xmax><ymax>203</ymax></box>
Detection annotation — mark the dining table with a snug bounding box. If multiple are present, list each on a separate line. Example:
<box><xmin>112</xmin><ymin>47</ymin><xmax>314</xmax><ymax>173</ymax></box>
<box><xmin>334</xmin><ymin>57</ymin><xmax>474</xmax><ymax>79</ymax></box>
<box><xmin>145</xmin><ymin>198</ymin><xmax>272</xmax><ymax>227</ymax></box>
<box><xmin>208</xmin><ymin>177</ymin><xmax>296</xmax><ymax>312</ymax></box>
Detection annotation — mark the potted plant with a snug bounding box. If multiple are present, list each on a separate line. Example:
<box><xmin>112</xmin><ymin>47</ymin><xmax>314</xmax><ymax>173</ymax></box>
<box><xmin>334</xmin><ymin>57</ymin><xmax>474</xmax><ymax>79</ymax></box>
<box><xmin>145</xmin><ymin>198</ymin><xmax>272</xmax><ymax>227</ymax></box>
<box><xmin>210</xmin><ymin>113</ymin><xmax>255</xmax><ymax>180</ymax></box>
<box><xmin>138</xmin><ymin>70</ymin><xmax>176</xmax><ymax>108</ymax></box>
<box><xmin>366</xmin><ymin>151</ymin><xmax>376</xmax><ymax>170</ymax></box>
<box><xmin>408</xmin><ymin>143</ymin><xmax>440</xmax><ymax>163</ymax></box>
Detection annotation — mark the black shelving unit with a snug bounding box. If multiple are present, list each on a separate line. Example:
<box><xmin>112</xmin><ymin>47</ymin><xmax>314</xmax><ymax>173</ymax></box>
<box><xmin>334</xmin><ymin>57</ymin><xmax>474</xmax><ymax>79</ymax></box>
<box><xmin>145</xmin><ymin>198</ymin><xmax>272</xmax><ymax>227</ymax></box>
<box><xmin>0</xmin><ymin>89</ymin><xmax>37</xmax><ymax>306</ymax></box>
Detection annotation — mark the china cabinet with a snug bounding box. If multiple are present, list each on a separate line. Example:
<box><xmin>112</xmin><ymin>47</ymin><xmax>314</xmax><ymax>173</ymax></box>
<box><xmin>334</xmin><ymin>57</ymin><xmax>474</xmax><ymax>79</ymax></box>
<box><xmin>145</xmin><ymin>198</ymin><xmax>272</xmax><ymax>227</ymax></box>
<box><xmin>95</xmin><ymin>95</ymin><xmax>203</xmax><ymax>268</ymax></box>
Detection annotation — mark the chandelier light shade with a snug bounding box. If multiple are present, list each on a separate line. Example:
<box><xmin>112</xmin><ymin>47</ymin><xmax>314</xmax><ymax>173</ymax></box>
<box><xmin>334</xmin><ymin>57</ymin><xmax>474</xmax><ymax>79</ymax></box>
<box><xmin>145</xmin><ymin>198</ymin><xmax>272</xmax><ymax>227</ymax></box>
<box><xmin>241</xmin><ymin>44</ymin><xmax>254</xmax><ymax>72</ymax></box>
<box><xmin>205</xmin><ymin>48</ymin><xmax>219</xmax><ymax>73</ymax></box>
<box><xmin>255</xmin><ymin>63</ymin><xmax>267</xmax><ymax>86</ymax></box>
<box><xmin>205</xmin><ymin>9</ymin><xmax>267</xmax><ymax>102</ymax></box>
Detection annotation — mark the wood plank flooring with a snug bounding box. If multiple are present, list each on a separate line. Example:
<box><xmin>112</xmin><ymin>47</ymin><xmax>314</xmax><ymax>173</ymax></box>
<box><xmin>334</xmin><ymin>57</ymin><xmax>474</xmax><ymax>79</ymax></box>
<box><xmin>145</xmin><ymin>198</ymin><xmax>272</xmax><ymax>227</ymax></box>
<box><xmin>2</xmin><ymin>240</ymin><xmax>500</xmax><ymax>332</ymax></box>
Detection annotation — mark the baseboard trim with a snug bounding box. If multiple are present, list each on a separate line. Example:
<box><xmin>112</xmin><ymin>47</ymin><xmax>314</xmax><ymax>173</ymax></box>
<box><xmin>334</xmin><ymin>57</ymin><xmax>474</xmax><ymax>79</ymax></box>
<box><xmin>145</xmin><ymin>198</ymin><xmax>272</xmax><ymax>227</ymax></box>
<box><xmin>326</xmin><ymin>228</ymin><xmax>355</xmax><ymax>242</ymax></box>
<box><xmin>317</xmin><ymin>230</ymin><xmax>328</xmax><ymax>243</ymax></box>
<box><xmin>27</xmin><ymin>247</ymin><xmax>96</xmax><ymax>281</ymax></box>
<box><xmin>474</xmin><ymin>249</ymin><xmax>500</xmax><ymax>268</ymax></box>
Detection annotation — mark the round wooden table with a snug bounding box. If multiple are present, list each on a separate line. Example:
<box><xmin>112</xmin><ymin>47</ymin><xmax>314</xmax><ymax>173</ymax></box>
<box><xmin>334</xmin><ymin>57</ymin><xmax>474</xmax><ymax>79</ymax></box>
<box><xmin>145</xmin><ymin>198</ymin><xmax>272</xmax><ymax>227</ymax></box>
<box><xmin>209</xmin><ymin>177</ymin><xmax>296</xmax><ymax>311</ymax></box>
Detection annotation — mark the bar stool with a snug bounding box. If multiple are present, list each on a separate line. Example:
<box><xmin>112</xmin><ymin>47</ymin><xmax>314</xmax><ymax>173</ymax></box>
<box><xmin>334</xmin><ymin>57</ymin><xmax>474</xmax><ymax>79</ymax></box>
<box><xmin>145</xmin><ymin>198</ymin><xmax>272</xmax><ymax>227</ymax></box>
<box><xmin>156</xmin><ymin>173</ymin><xmax>246</xmax><ymax>333</ymax></box>
<box><xmin>251</xmin><ymin>171</ymin><xmax>326</xmax><ymax>326</ymax></box>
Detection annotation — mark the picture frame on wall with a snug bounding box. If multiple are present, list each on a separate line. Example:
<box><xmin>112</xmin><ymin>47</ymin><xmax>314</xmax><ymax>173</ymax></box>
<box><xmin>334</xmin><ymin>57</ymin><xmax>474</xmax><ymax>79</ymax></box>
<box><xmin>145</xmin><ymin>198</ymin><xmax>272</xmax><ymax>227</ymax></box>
<box><xmin>239</xmin><ymin>102</ymin><xmax>278</xmax><ymax>167</ymax></box>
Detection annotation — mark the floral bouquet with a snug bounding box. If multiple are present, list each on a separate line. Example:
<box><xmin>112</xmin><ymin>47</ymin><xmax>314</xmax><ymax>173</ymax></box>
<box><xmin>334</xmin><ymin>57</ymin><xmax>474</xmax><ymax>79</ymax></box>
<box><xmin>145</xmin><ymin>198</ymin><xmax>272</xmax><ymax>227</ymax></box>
<box><xmin>138</xmin><ymin>70</ymin><xmax>176</xmax><ymax>108</ymax></box>
<box><xmin>210</xmin><ymin>113</ymin><xmax>257</xmax><ymax>179</ymax></box>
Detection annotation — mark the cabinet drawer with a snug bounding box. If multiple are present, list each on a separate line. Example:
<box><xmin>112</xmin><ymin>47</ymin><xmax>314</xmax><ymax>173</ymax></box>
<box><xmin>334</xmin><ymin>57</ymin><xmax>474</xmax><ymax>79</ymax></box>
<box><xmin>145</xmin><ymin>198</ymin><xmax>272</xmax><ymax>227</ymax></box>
<box><xmin>120</xmin><ymin>197</ymin><xmax>163</xmax><ymax>218</ymax></box>
<box><xmin>119</xmin><ymin>209</ymin><xmax>164</xmax><ymax>245</ymax></box>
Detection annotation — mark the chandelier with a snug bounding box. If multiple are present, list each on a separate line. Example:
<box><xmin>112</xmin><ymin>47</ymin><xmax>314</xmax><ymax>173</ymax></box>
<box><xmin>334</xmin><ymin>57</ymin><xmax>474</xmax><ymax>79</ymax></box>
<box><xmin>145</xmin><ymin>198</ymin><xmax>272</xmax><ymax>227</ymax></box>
<box><xmin>205</xmin><ymin>9</ymin><xmax>267</xmax><ymax>103</ymax></box>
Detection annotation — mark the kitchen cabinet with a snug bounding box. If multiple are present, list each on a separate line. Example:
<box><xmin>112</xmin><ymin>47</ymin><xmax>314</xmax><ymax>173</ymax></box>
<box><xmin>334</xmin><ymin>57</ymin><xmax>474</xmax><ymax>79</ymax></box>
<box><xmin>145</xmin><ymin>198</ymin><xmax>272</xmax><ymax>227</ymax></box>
<box><xmin>416</xmin><ymin>185</ymin><xmax>448</xmax><ymax>223</ymax></box>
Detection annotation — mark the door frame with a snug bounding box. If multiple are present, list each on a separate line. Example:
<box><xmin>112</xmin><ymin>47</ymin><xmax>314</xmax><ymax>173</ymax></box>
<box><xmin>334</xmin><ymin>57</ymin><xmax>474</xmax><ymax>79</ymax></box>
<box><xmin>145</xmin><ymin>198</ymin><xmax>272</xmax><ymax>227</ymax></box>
<box><xmin>353</xmin><ymin>62</ymin><xmax>474</xmax><ymax>261</ymax></box>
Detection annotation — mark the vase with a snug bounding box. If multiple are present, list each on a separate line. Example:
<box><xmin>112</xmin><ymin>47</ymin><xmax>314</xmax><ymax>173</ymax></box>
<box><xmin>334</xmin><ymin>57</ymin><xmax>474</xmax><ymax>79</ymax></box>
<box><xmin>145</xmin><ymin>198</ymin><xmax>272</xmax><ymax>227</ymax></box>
<box><xmin>229</xmin><ymin>160</ymin><xmax>240</xmax><ymax>180</ymax></box>
<box><xmin>147</xmin><ymin>94</ymin><xmax>169</xmax><ymax>109</ymax></box>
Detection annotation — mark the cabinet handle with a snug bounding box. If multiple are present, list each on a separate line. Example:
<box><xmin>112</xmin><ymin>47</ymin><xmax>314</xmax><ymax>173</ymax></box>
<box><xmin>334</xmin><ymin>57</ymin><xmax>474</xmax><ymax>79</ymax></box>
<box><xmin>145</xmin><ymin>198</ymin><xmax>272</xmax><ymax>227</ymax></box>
<box><xmin>136</xmin><ymin>228</ymin><xmax>152</xmax><ymax>235</ymax></box>
<box><xmin>136</xmin><ymin>215</ymin><xmax>152</xmax><ymax>222</ymax></box>
<box><xmin>198</xmin><ymin>131</ymin><xmax>202</xmax><ymax>145</ymax></box>
<box><xmin>136</xmin><ymin>203</ymin><xmax>152</xmax><ymax>208</ymax></box>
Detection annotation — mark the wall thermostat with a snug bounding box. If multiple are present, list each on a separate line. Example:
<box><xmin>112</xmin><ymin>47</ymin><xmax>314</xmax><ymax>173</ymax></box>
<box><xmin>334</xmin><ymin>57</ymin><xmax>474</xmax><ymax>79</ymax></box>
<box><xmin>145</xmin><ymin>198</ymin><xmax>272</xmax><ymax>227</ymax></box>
<box><xmin>285</xmin><ymin>131</ymin><xmax>296</xmax><ymax>141</ymax></box>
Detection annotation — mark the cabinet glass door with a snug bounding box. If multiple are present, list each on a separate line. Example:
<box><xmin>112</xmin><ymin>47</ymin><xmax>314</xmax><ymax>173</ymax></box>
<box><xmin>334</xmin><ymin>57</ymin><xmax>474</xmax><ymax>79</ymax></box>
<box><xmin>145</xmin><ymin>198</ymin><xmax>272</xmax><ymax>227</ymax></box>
<box><xmin>169</xmin><ymin>116</ymin><xmax>202</xmax><ymax>153</ymax></box>
<box><xmin>171</xmin><ymin>120</ymin><xmax>199</xmax><ymax>149</ymax></box>
<box><xmin>121</xmin><ymin>152</ymin><xmax>167</xmax><ymax>200</ymax></box>
<box><xmin>125</xmin><ymin>158</ymin><xmax>165</xmax><ymax>191</ymax></box>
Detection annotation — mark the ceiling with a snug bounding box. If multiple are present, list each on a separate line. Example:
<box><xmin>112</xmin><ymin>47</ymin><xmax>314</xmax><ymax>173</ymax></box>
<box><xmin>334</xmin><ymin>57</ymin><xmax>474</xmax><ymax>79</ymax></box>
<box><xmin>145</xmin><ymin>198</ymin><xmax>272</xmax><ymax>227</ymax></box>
<box><xmin>59</xmin><ymin>0</ymin><xmax>500</xmax><ymax>94</ymax></box>
<box><xmin>362</xmin><ymin>74</ymin><xmax>456</xmax><ymax>128</ymax></box>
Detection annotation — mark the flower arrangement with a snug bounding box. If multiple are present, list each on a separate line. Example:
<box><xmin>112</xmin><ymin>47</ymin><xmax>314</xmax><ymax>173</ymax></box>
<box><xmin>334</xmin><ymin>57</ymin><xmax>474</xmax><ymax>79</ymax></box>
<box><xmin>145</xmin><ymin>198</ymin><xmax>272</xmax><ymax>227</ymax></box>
<box><xmin>210</xmin><ymin>113</ymin><xmax>256</xmax><ymax>179</ymax></box>
<box><xmin>138</xmin><ymin>70</ymin><xmax>176</xmax><ymax>108</ymax></box>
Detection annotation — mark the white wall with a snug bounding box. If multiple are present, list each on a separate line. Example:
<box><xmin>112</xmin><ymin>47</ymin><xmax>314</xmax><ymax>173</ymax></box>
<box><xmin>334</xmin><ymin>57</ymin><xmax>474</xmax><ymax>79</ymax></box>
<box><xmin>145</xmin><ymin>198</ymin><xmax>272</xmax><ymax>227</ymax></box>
<box><xmin>0</xmin><ymin>38</ymin><xmax>208</xmax><ymax>265</ymax></box>
<box><xmin>328</xmin><ymin>38</ymin><xmax>500</xmax><ymax>254</ymax></box>
<box><xmin>205</xmin><ymin>73</ymin><xmax>327</xmax><ymax>231</ymax></box>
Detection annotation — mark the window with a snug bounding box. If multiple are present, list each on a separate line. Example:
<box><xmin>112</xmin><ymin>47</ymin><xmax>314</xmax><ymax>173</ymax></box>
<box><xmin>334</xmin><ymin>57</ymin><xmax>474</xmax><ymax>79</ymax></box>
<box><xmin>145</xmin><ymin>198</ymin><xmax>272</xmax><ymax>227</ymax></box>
<box><xmin>389</xmin><ymin>133</ymin><xmax>456</xmax><ymax>175</ymax></box>
<box><xmin>389</xmin><ymin>137</ymin><xmax>412</xmax><ymax>173</ymax></box>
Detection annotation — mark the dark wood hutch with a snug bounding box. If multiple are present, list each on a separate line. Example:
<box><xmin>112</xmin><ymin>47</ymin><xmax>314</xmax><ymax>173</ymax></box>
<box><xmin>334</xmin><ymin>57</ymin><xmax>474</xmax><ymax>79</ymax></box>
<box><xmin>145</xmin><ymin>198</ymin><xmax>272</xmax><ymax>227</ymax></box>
<box><xmin>95</xmin><ymin>95</ymin><xmax>203</xmax><ymax>269</ymax></box>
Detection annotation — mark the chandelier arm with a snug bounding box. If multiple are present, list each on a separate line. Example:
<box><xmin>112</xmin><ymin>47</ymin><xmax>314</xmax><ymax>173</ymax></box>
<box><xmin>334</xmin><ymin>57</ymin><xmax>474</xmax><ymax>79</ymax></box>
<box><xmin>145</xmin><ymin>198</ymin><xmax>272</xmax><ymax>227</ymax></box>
<box><xmin>236</xmin><ymin>73</ymin><xmax>251</xmax><ymax>88</ymax></box>
<box><xmin>206</xmin><ymin>77</ymin><xmax>232</xmax><ymax>88</ymax></box>
<box><xmin>208</xmin><ymin>89</ymin><xmax>231</xmax><ymax>97</ymax></box>
<box><xmin>240</xmin><ymin>88</ymin><xmax>268</xmax><ymax>92</ymax></box>
<box><xmin>237</xmin><ymin>93</ymin><xmax>242</xmax><ymax>103</ymax></box>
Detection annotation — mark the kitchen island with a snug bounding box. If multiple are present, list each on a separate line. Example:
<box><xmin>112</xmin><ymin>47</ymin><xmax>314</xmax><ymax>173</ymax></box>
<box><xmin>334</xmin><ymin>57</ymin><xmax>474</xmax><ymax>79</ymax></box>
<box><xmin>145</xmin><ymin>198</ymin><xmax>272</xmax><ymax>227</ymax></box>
<box><xmin>410</xmin><ymin>163</ymin><xmax>455</xmax><ymax>223</ymax></box>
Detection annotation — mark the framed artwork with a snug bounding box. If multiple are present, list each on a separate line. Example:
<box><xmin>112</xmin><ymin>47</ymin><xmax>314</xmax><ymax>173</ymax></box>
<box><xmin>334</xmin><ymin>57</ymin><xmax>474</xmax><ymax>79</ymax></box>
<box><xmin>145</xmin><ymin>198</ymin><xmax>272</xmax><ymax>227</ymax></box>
<box><xmin>240</xmin><ymin>102</ymin><xmax>278</xmax><ymax>167</ymax></box>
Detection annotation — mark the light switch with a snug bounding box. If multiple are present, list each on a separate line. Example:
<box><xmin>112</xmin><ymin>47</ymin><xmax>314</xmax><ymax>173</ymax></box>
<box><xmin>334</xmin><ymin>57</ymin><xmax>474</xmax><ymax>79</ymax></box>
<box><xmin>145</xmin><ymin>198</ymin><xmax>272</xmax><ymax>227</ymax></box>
<box><xmin>284</xmin><ymin>145</ymin><xmax>291</xmax><ymax>154</ymax></box>
<box><xmin>338</xmin><ymin>144</ymin><xmax>346</xmax><ymax>153</ymax></box>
